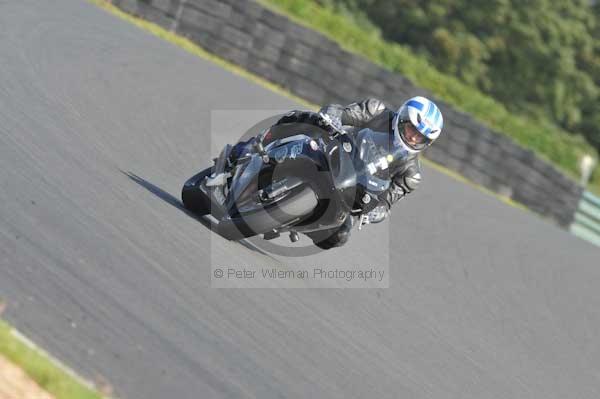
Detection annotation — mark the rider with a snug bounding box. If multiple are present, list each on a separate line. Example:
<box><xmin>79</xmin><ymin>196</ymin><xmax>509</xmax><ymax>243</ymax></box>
<box><xmin>208</xmin><ymin>96</ymin><xmax>444</xmax><ymax>249</ymax></box>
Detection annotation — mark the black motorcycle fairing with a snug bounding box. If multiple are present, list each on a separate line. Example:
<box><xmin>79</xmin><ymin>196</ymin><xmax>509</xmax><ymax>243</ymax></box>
<box><xmin>225</xmin><ymin>154</ymin><xmax>262</xmax><ymax>213</ymax></box>
<box><xmin>225</xmin><ymin>127</ymin><xmax>410</xmax><ymax>225</ymax></box>
<box><xmin>222</xmin><ymin>134</ymin><xmax>327</xmax><ymax>219</ymax></box>
<box><xmin>182</xmin><ymin>123</ymin><xmax>413</xmax><ymax>241</ymax></box>
<box><xmin>324</xmin><ymin>136</ymin><xmax>357</xmax><ymax>215</ymax></box>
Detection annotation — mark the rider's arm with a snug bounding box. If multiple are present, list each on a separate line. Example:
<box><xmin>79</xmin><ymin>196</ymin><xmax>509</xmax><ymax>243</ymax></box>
<box><xmin>319</xmin><ymin>98</ymin><xmax>389</xmax><ymax>127</ymax></box>
<box><xmin>273</xmin><ymin>110</ymin><xmax>322</xmax><ymax>126</ymax></box>
<box><xmin>271</xmin><ymin>110</ymin><xmax>342</xmax><ymax>135</ymax></box>
<box><xmin>273</xmin><ymin>98</ymin><xmax>389</xmax><ymax>133</ymax></box>
<box><xmin>385</xmin><ymin>157</ymin><xmax>423</xmax><ymax>208</ymax></box>
<box><xmin>366</xmin><ymin>158</ymin><xmax>422</xmax><ymax>224</ymax></box>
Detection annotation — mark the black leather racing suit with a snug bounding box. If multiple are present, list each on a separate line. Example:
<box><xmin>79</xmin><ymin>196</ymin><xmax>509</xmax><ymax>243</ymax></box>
<box><xmin>273</xmin><ymin>98</ymin><xmax>423</xmax><ymax>249</ymax></box>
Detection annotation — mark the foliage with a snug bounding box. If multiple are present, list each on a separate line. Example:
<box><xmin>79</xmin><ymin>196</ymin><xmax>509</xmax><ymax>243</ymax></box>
<box><xmin>0</xmin><ymin>318</ymin><xmax>102</xmax><ymax>399</ymax></box>
<box><xmin>322</xmin><ymin>0</ymin><xmax>600</xmax><ymax>142</ymax></box>
<box><xmin>261</xmin><ymin>0</ymin><xmax>600</xmax><ymax>192</ymax></box>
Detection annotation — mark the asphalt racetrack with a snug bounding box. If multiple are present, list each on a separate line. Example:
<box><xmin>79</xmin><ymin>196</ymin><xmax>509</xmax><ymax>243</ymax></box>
<box><xmin>1</xmin><ymin>1</ymin><xmax>600</xmax><ymax>398</ymax></box>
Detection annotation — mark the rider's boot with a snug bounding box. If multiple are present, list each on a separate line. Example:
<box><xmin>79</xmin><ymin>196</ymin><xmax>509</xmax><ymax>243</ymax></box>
<box><xmin>308</xmin><ymin>215</ymin><xmax>354</xmax><ymax>250</ymax></box>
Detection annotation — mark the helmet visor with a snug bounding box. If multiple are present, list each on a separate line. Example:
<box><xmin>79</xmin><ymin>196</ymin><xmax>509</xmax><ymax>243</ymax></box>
<box><xmin>398</xmin><ymin>122</ymin><xmax>431</xmax><ymax>151</ymax></box>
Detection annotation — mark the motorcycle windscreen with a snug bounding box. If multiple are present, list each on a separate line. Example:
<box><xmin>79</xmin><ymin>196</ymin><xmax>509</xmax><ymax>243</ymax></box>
<box><xmin>353</xmin><ymin>129</ymin><xmax>411</xmax><ymax>193</ymax></box>
<box><xmin>327</xmin><ymin>137</ymin><xmax>357</xmax><ymax>192</ymax></box>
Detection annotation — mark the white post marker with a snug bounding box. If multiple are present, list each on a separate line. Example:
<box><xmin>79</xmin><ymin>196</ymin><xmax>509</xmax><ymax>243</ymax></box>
<box><xmin>580</xmin><ymin>154</ymin><xmax>597</xmax><ymax>186</ymax></box>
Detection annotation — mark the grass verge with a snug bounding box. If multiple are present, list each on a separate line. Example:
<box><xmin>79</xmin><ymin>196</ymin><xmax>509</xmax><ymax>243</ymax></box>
<box><xmin>260</xmin><ymin>0</ymin><xmax>600</xmax><ymax>194</ymax></box>
<box><xmin>0</xmin><ymin>317</ymin><xmax>103</xmax><ymax>399</ymax></box>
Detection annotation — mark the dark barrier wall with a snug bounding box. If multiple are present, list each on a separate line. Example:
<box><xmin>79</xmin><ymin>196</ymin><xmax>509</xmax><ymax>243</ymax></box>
<box><xmin>112</xmin><ymin>0</ymin><xmax>584</xmax><ymax>227</ymax></box>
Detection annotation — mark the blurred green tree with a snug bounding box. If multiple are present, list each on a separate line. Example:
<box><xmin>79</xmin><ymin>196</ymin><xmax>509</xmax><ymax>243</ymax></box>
<box><xmin>319</xmin><ymin>0</ymin><xmax>600</xmax><ymax>152</ymax></box>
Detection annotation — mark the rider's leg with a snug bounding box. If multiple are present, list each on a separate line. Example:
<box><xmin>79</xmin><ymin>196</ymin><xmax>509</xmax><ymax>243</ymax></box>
<box><xmin>205</xmin><ymin>137</ymin><xmax>255</xmax><ymax>186</ymax></box>
<box><xmin>229</xmin><ymin>137</ymin><xmax>256</xmax><ymax>163</ymax></box>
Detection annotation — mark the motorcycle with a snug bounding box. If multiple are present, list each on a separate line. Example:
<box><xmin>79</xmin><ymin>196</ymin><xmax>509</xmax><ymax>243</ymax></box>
<box><xmin>181</xmin><ymin>118</ymin><xmax>403</xmax><ymax>244</ymax></box>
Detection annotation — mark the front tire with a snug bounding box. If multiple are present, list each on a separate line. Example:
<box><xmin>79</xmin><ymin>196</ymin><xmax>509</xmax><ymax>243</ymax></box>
<box><xmin>181</xmin><ymin>166</ymin><xmax>214</xmax><ymax>215</ymax></box>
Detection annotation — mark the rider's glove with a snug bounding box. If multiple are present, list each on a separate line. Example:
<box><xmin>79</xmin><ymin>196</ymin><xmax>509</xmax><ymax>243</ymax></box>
<box><xmin>317</xmin><ymin>112</ymin><xmax>343</xmax><ymax>135</ymax></box>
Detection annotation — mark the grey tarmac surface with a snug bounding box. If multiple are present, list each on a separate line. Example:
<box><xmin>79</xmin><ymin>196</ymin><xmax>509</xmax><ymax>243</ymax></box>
<box><xmin>1</xmin><ymin>1</ymin><xmax>600</xmax><ymax>398</ymax></box>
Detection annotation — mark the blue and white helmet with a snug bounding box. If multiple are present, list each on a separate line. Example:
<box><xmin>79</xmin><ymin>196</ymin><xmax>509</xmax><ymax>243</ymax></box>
<box><xmin>392</xmin><ymin>96</ymin><xmax>443</xmax><ymax>154</ymax></box>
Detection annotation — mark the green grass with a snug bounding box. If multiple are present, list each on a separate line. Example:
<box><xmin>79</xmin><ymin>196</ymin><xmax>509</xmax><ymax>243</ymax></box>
<box><xmin>0</xmin><ymin>317</ymin><xmax>103</xmax><ymax>399</ymax></box>
<box><xmin>260</xmin><ymin>0</ymin><xmax>600</xmax><ymax>194</ymax></box>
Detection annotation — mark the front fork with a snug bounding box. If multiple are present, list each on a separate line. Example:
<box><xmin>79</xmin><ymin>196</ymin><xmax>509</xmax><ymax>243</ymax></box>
<box><xmin>212</xmin><ymin>144</ymin><xmax>233</xmax><ymax>176</ymax></box>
